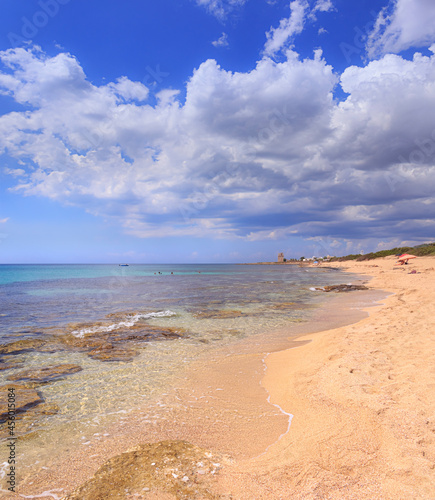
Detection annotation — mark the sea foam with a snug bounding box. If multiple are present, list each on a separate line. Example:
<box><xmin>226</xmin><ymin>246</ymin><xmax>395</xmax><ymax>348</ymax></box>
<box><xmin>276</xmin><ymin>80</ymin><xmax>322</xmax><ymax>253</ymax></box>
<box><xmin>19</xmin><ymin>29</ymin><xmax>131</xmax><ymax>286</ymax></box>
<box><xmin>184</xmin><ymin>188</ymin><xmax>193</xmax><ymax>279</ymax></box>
<box><xmin>72</xmin><ymin>310</ymin><xmax>177</xmax><ymax>338</ymax></box>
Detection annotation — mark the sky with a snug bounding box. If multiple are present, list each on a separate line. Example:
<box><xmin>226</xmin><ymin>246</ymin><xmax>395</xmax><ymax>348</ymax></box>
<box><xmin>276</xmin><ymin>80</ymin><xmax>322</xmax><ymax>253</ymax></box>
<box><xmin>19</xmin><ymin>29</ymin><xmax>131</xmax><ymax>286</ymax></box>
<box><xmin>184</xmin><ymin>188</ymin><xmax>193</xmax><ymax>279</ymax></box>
<box><xmin>0</xmin><ymin>0</ymin><xmax>435</xmax><ymax>263</ymax></box>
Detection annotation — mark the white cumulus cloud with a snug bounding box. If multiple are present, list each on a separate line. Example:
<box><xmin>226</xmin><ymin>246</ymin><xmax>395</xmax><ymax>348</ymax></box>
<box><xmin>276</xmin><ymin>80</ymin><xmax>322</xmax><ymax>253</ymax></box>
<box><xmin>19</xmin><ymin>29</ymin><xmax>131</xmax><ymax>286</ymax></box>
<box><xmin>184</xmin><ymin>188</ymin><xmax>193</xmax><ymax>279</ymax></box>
<box><xmin>1</xmin><ymin>43</ymin><xmax>435</xmax><ymax>244</ymax></box>
<box><xmin>107</xmin><ymin>76</ymin><xmax>149</xmax><ymax>102</ymax></box>
<box><xmin>367</xmin><ymin>0</ymin><xmax>435</xmax><ymax>58</ymax></box>
<box><xmin>264</xmin><ymin>0</ymin><xmax>309</xmax><ymax>56</ymax></box>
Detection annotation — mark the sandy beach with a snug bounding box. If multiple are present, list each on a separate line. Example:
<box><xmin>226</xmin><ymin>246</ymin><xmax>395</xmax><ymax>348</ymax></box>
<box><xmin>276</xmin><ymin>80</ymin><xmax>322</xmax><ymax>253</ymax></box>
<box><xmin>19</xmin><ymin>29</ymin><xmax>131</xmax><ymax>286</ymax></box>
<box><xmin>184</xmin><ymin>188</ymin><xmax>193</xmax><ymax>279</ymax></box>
<box><xmin>213</xmin><ymin>255</ymin><xmax>435</xmax><ymax>499</ymax></box>
<box><xmin>4</xmin><ymin>256</ymin><xmax>435</xmax><ymax>499</ymax></box>
<box><xmin>3</xmin><ymin>0</ymin><xmax>435</xmax><ymax>498</ymax></box>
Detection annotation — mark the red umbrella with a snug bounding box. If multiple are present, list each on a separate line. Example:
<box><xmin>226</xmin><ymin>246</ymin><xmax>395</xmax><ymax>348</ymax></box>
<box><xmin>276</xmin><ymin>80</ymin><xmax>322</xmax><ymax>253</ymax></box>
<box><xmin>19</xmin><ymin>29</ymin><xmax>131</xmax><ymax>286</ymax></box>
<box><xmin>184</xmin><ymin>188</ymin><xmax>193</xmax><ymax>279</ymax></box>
<box><xmin>398</xmin><ymin>254</ymin><xmax>417</xmax><ymax>261</ymax></box>
<box><xmin>397</xmin><ymin>254</ymin><xmax>417</xmax><ymax>264</ymax></box>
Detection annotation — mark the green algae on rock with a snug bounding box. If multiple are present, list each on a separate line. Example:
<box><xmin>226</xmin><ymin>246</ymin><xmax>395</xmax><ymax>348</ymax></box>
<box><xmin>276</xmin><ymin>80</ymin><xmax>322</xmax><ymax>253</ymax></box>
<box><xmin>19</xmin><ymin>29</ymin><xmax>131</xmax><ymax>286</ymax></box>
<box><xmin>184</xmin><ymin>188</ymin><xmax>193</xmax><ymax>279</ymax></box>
<box><xmin>193</xmin><ymin>309</ymin><xmax>244</xmax><ymax>319</ymax></box>
<box><xmin>315</xmin><ymin>284</ymin><xmax>369</xmax><ymax>292</ymax></box>
<box><xmin>63</xmin><ymin>440</ymin><xmax>231</xmax><ymax>500</ymax></box>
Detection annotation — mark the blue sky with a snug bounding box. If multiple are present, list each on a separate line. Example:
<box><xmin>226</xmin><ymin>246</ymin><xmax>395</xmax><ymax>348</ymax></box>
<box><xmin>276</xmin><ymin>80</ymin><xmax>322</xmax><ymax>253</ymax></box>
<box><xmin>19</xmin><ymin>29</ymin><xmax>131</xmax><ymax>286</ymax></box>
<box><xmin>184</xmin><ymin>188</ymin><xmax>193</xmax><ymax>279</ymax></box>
<box><xmin>1</xmin><ymin>0</ymin><xmax>435</xmax><ymax>263</ymax></box>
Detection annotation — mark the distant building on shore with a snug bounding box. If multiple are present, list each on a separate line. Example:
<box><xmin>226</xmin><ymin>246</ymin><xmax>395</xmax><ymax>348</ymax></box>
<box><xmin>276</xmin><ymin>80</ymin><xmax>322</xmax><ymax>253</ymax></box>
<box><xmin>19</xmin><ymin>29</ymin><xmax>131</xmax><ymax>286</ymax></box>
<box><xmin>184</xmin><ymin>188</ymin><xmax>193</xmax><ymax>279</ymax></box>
<box><xmin>278</xmin><ymin>252</ymin><xmax>285</xmax><ymax>263</ymax></box>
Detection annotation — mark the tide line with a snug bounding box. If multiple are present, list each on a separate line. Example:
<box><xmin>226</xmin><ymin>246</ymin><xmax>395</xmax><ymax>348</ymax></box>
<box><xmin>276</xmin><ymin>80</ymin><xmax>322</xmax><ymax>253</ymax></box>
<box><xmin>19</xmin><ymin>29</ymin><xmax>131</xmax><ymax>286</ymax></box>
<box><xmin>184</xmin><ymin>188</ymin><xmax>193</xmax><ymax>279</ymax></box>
<box><xmin>254</xmin><ymin>352</ymin><xmax>294</xmax><ymax>458</ymax></box>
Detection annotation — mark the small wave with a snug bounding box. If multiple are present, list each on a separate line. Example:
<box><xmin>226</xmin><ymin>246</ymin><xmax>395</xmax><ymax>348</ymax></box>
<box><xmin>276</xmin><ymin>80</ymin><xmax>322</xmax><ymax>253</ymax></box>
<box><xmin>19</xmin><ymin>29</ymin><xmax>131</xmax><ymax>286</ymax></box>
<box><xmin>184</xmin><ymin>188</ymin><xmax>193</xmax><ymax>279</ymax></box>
<box><xmin>310</xmin><ymin>287</ymin><xmax>321</xmax><ymax>291</ymax></box>
<box><xmin>72</xmin><ymin>310</ymin><xmax>177</xmax><ymax>338</ymax></box>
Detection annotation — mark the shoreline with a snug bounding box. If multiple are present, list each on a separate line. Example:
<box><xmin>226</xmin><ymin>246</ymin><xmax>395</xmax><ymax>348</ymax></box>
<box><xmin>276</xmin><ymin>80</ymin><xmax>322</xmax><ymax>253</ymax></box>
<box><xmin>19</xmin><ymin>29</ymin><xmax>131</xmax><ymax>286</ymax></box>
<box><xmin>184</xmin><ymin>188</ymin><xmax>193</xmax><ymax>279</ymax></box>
<box><xmin>6</xmin><ymin>257</ymin><xmax>435</xmax><ymax>498</ymax></box>
<box><xmin>242</xmin><ymin>256</ymin><xmax>435</xmax><ymax>499</ymax></box>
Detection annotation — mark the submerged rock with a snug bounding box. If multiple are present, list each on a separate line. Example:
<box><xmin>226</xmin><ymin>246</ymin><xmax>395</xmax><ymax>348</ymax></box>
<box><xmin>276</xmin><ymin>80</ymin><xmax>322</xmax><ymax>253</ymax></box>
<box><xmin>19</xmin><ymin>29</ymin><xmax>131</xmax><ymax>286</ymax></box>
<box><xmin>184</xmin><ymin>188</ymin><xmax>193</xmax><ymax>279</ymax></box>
<box><xmin>193</xmin><ymin>309</ymin><xmax>244</xmax><ymax>319</ymax></box>
<box><xmin>60</xmin><ymin>324</ymin><xmax>185</xmax><ymax>362</ymax></box>
<box><xmin>87</xmin><ymin>344</ymin><xmax>138</xmax><ymax>362</ymax></box>
<box><xmin>7</xmin><ymin>364</ymin><xmax>83</xmax><ymax>386</ymax></box>
<box><xmin>269</xmin><ymin>302</ymin><xmax>296</xmax><ymax>310</ymax></box>
<box><xmin>0</xmin><ymin>339</ymin><xmax>46</xmax><ymax>355</ymax></box>
<box><xmin>0</xmin><ymin>357</ymin><xmax>25</xmax><ymax>371</ymax></box>
<box><xmin>10</xmin><ymin>402</ymin><xmax>60</xmax><ymax>440</ymax></box>
<box><xmin>0</xmin><ymin>384</ymin><xmax>59</xmax><ymax>439</ymax></box>
<box><xmin>315</xmin><ymin>284</ymin><xmax>369</xmax><ymax>293</ymax></box>
<box><xmin>108</xmin><ymin>325</ymin><xmax>184</xmax><ymax>342</ymax></box>
<box><xmin>0</xmin><ymin>315</ymin><xmax>187</xmax><ymax>364</ymax></box>
<box><xmin>63</xmin><ymin>440</ymin><xmax>228</xmax><ymax>500</ymax></box>
<box><xmin>0</xmin><ymin>384</ymin><xmax>43</xmax><ymax>423</ymax></box>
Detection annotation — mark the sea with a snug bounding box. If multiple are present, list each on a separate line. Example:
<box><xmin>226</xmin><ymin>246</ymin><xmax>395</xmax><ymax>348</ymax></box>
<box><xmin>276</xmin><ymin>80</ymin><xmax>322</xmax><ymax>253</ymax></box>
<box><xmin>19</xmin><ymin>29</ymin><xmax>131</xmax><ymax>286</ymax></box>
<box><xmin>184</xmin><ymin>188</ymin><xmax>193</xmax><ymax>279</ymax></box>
<box><xmin>0</xmin><ymin>263</ymin><xmax>358</xmax><ymax>491</ymax></box>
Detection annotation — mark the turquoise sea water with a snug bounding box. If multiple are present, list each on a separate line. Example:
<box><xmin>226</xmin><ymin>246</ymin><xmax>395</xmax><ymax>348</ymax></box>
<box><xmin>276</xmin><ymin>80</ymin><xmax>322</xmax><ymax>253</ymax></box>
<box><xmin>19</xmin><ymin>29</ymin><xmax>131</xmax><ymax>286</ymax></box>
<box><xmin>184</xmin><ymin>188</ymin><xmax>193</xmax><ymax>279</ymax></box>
<box><xmin>0</xmin><ymin>264</ymin><xmax>226</xmax><ymax>286</ymax></box>
<box><xmin>0</xmin><ymin>263</ymin><xmax>349</xmax><ymax>342</ymax></box>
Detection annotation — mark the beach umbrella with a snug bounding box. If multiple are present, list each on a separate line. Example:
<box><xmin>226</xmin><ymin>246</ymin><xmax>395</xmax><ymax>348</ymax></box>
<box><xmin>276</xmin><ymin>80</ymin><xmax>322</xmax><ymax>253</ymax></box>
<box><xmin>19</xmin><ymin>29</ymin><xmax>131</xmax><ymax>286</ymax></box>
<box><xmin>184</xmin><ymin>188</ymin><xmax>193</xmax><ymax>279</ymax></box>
<box><xmin>397</xmin><ymin>254</ymin><xmax>417</xmax><ymax>264</ymax></box>
<box><xmin>398</xmin><ymin>254</ymin><xmax>417</xmax><ymax>261</ymax></box>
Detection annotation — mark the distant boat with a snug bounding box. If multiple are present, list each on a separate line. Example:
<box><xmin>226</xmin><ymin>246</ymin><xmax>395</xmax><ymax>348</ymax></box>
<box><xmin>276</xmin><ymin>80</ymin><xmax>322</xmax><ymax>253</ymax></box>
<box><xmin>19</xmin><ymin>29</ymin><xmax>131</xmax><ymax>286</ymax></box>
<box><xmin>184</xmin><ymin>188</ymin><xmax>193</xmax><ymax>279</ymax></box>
<box><xmin>119</xmin><ymin>264</ymin><xmax>129</xmax><ymax>266</ymax></box>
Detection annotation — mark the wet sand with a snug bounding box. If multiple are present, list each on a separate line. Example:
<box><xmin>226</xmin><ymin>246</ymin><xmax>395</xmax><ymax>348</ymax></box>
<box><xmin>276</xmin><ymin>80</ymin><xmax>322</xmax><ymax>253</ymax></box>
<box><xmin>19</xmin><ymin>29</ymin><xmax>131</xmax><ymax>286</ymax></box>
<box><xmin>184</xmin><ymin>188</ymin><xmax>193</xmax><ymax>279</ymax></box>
<box><xmin>4</xmin><ymin>257</ymin><xmax>435</xmax><ymax>499</ymax></box>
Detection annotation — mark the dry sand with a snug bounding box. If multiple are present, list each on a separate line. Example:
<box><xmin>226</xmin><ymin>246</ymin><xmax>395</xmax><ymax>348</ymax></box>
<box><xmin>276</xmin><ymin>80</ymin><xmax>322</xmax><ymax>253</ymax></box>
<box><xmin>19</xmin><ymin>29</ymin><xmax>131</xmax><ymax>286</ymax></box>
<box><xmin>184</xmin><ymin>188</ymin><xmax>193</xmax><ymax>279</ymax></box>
<box><xmin>4</xmin><ymin>256</ymin><xmax>435</xmax><ymax>499</ymax></box>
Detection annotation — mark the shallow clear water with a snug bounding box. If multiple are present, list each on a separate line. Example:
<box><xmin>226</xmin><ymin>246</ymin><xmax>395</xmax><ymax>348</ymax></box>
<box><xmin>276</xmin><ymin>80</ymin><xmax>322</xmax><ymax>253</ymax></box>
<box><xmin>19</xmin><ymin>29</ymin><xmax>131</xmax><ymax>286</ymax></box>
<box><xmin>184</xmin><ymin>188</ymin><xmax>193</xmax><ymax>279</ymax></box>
<box><xmin>0</xmin><ymin>263</ymin><xmax>355</xmax><ymax>478</ymax></box>
<box><xmin>0</xmin><ymin>264</ymin><xmax>350</xmax><ymax>339</ymax></box>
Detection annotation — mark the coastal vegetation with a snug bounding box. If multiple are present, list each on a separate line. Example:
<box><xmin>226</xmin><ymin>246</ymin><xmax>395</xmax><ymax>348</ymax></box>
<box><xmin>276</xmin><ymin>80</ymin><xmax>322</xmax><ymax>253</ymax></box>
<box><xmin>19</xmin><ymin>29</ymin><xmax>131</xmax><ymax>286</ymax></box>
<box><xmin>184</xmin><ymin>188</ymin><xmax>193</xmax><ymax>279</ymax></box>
<box><xmin>329</xmin><ymin>242</ymin><xmax>435</xmax><ymax>262</ymax></box>
<box><xmin>271</xmin><ymin>242</ymin><xmax>435</xmax><ymax>264</ymax></box>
